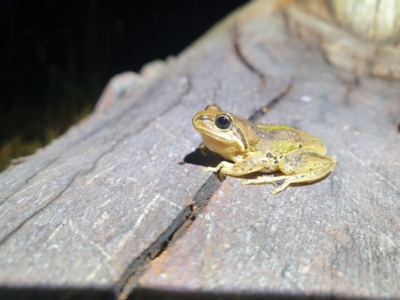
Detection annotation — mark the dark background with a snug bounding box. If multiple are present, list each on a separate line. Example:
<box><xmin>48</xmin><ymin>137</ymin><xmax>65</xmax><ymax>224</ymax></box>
<box><xmin>0</xmin><ymin>0</ymin><xmax>248</xmax><ymax>170</ymax></box>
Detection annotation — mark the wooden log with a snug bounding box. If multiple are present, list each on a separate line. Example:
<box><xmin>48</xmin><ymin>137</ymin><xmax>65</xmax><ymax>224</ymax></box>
<box><xmin>1</xmin><ymin>1</ymin><xmax>400</xmax><ymax>299</ymax></box>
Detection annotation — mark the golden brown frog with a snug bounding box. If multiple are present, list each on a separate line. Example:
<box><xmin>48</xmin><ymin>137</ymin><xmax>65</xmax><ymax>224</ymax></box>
<box><xmin>192</xmin><ymin>104</ymin><xmax>335</xmax><ymax>194</ymax></box>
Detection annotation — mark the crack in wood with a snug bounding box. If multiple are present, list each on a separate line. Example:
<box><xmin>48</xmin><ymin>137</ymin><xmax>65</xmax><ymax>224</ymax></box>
<box><xmin>0</xmin><ymin>143</ymin><xmax>121</xmax><ymax>244</ymax></box>
<box><xmin>248</xmin><ymin>81</ymin><xmax>293</xmax><ymax>122</ymax></box>
<box><xmin>117</xmin><ymin>84</ymin><xmax>293</xmax><ymax>300</ymax></box>
<box><xmin>115</xmin><ymin>173</ymin><xmax>221</xmax><ymax>300</ymax></box>
<box><xmin>0</xmin><ymin>128</ymin><xmax>143</xmax><ymax>244</ymax></box>
<box><xmin>233</xmin><ymin>23</ymin><xmax>266</xmax><ymax>88</ymax></box>
<box><xmin>0</xmin><ymin>157</ymin><xmax>59</xmax><ymax>205</ymax></box>
<box><xmin>0</xmin><ymin>75</ymin><xmax>192</xmax><ymax>213</ymax></box>
<box><xmin>0</xmin><ymin>75</ymin><xmax>169</xmax><ymax>204</ymax></box>
<box><xmin>0</xmin><ymin>74</ymin><xmax>193</xmax><ymax>295</ymax></box>
<box><xmin>0</xmin><ymin>172</ymin><xmax>79</xmax><ymax>246</ymax></box>
<box><xmin>0</xmin><ymin>75</ymin><xmax>193</xmax><ymax>239</ymax></box>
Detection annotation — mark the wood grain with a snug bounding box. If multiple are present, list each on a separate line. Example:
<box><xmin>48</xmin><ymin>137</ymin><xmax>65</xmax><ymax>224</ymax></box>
<box><xmin>1</xmin><ymin>1</ymin><xmax>399</xmax><ymax>299</ymax></box>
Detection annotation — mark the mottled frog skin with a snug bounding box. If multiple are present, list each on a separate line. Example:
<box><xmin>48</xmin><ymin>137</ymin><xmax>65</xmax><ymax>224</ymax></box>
<box><xmin>192</xmin><ymin>104</ymin><xmax>335</xmax><ymax>194</ymax></box>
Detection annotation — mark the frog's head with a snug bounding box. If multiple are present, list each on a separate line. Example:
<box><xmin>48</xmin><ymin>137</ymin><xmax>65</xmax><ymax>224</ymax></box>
<box><xmin>192</xmin><ymin>103</ymin><xmax>259</xmax><ymax>155</ymax></box>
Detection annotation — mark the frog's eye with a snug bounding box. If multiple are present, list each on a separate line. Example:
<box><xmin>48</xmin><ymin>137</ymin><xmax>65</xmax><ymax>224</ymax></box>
<box><xmin>215</xmin><ymin>114</ymin><xmax>232</xmax><ymax>130</ymax></box>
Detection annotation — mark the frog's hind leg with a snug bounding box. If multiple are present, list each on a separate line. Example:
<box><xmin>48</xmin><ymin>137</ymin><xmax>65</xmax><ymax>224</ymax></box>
<box><xmin>242</xmin><ymin>149</ymin><xmax>335</xmax><ymax>194</ymax></box>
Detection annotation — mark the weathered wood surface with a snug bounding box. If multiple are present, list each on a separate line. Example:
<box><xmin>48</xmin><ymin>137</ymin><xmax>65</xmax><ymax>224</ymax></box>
<box><xmin>1</xmin><ymin>1</ymin><xmax>400</xmax><ymax>299</ymax></box>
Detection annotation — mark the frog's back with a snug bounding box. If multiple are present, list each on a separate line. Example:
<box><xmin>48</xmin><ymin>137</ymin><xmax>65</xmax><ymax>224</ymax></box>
<box><xmin>253</xmin><ymin>123</ymin><xmax>326</xmax><ymax>154</ymax></box>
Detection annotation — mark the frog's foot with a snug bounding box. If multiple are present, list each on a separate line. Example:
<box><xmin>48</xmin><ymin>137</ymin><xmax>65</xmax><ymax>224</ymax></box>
<box><xmin>242</xmin><ymin>175</ymin><xmax>292</xmax><ymax>194</ymax></box>
<box><xmin>203</xmin><ymin>161</ymin><xmax>233</xmax><ymax>181</ymax></box>
<box><xmin>203</xmin><ymin>166</ymin><xmax>225</xmax><ymax>181</ymax></box>
<box><xmin>203</xmin><ymin>166</ymin><xmax>218</xmax><ymax>172</ymax></box>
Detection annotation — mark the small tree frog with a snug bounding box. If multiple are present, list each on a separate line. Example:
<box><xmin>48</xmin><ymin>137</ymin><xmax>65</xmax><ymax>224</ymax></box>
<box><xmin>192</xmin><ymin>104</ymin><xmax>335</xmax><ymax>194</ymax></box>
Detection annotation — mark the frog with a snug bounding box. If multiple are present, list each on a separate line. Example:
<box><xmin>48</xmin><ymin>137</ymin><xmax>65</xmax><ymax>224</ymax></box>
<box><xmin>192</xmin><ymin>103</ymin><xmax>335</xmax><ymax>194</ymax></box>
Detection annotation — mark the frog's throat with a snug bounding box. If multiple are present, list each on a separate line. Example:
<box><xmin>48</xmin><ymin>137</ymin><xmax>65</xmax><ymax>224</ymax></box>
<box><xmin>199</xmin><ymin>130</ymin><xmax>237</xmax><ymax>144</ymax></box>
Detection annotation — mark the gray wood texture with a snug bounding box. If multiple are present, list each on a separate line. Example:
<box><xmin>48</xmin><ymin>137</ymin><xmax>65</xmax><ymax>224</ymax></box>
<box><xmin>1</xmin><ymin>1</ymin><xmax>400</xmax><ymax>299</ymax></box>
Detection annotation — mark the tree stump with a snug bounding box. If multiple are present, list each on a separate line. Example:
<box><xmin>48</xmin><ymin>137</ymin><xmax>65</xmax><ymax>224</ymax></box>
<box><xmin>1</xmin><ymin>1</ymin><xmax>399</xmax><ymax>299</ymax></box>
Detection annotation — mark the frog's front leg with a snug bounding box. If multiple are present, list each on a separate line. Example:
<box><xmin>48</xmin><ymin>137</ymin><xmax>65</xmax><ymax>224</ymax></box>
<box><xmin>204</xmin><ymin>153</ymin><xmax>267</xmax><ymax>180</ymax></box>
<box><xmin>198</xmin><ymin>142</ymin><xmax>208</xmax><ymax>156</ymax></box>
<box><xmin>242</xmin><ymin>149</ymin><xmax>335</xmax><ymax>194</ymax></box>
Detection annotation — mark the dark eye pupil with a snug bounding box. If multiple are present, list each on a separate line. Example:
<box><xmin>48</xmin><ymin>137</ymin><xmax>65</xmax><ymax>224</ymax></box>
<box><xmin>216</xmin><ymin>115</ymin><xmax>231</xmax><ymax>129</ymax></box>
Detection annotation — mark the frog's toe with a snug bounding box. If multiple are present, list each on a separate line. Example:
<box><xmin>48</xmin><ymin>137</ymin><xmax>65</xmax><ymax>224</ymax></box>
<box><xmin>270</xmin><ymin>186</ymin><xmax>286</xmax><ymax>194</ymax></box>
<box><xmin>242</xmin><ymin>178</ymin><xmax>260</xmax><ymax>185</ymax></box>
<box><xmin>242</xmin><ymin>177</ymin><xmax>270</xmax><ymax>185</ymax></box>
<box><xmin>270</xmin><ymin>188</ymin><xmax>281</xmax><ymax>195</ymax></box>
